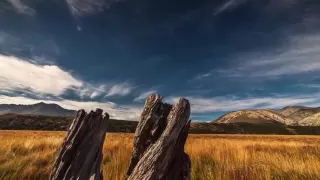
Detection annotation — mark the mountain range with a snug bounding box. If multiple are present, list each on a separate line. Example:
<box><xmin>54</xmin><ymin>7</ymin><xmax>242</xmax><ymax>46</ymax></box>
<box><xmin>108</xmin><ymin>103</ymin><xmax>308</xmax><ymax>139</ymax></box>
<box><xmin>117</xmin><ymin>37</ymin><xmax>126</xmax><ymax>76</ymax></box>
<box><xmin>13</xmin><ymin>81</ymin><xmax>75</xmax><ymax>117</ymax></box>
<box><xmin>0</xmin><ymin>102</ymin><xmax>320</xmax><ymax>126</ymax></box>
<box><xmin>214</xmin><ymin>106</ymin><xmax>320</xmax><ymax>126</ymax></box>
<box><xmin>0</xmin><ymin>102</ymin><xmax>76</xmax><ymax>117</ymax></box>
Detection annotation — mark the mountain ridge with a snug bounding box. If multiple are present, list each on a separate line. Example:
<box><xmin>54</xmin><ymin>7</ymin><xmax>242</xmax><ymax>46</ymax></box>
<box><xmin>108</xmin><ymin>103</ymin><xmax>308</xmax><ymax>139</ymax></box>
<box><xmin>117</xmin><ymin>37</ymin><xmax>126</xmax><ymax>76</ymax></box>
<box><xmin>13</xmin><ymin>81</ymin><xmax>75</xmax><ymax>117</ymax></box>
<box><xmin>300</xmin><ymin>112</ymin><xmax>320</xmax><ymax>126</ymax></box>
<box><xmin>0</xmin><ymin>102</ymin><xmax>77</xmax><ymax>117</ymax></box>
<box><xmin>214</xmin><ymin>109</ymin><xmax>296</xmax><ymax>125</ymax></box>
<box><xmin>213</xmin><ymin>106</ymin><xmax>320</xmax><ymax>126</ymax></box>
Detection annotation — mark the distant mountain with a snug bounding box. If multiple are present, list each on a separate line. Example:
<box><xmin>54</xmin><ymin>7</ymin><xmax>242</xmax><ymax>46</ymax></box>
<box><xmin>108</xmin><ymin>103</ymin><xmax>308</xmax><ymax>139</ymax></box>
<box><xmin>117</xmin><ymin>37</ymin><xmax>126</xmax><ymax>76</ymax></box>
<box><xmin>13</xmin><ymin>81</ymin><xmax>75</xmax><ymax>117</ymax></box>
<box><xmin>275</xmin><ymin>106</ymin><xmax>320</xmax><ymax>125</ymax></box>
<box><xmin>275</xmin><ymin>106</ymin><xmax>306</xmax><ymax>117</ymax></box>
<box><xmin>286</xmin><ymin>108</ymin><xmax>320</xmax><ymax>122</ymax></box>
<box><xmin>214</xmin><ymin>109</ymin><xmax>295</xmax><ymax>125</ymax></box>
<box><xmin>300</xmin><ymin>113</ymin><xmax>320</xmax><ymax>126</ymax></box>
<box><xmin>0</xmin><ymin>102</ymin><xmax>77</xmax><ymax>117</ymax></box>
<box><xmin>213</xmin><ymin>106</ymin><xmax>320</xmax><ymax>126</ymax></box>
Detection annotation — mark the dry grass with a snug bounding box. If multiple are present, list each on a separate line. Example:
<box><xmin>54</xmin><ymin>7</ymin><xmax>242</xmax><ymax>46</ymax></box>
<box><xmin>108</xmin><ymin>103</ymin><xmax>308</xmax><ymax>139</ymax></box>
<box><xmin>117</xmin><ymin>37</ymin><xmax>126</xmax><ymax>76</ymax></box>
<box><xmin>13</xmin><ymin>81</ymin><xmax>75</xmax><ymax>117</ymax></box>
<box><xmin>0</xmin><ymin>131</ymin><xmax>320</xmax><ymax>180</ymax></box>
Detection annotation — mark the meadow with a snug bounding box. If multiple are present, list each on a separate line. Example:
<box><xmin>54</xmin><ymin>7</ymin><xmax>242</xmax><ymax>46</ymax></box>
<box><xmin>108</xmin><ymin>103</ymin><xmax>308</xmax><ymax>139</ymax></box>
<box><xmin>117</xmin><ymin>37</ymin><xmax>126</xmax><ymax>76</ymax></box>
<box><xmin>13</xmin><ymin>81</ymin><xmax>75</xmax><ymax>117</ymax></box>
<box><xmin>0</xmin><ymin>131</ymin><xmax>320</xmax><ymax>180</ymax></box>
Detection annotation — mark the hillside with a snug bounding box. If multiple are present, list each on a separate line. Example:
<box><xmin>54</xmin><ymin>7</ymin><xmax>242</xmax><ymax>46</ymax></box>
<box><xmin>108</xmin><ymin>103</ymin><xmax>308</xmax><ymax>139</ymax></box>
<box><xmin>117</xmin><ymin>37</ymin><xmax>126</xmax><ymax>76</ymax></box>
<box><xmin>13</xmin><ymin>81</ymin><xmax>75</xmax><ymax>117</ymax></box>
<box><xmin>275</xmin><ymin>106</ymin><xmax>320</xmax><ymax>125</ymax></box>
<box><xmin>213</xmin><ymin>106</ymin><xmax>320</xmax><ymax>126</ymax></box>
<box><xmin>0</xmin><ymin>102</ymin><xmax>77</xmax><ymax>117</ymax></box>
<box><xmin>300</xmin><ymin>113</ymin><xmax>320</xmax><ymax>126</ymax></box>
<box><xmin>190</xmin><ymin>122</ymin><xmax>320</xmax><ymax>135</ymax></box>
<box><xmin>0</xmin><ymin>113</ymin><xmax>72</xmax><ymax>130</ymax></box>
<box><xmin>214</xmin><ymin>109</ymin><xmax>295</xmax><ymax>125</ymax></box>
<box><xmin>275</xmin><ymin>106</ymin><xmax>306</xmax><ymax>117</ymax></box>
<box><xmin>0</xmin><ymin>113</ymin><xmax>137</xmax><ymax>133</ymax></box>
<box><xmin>287</xmin><ymin>108</ymin><xmax>320</xmax><ymax>122</ymax></box>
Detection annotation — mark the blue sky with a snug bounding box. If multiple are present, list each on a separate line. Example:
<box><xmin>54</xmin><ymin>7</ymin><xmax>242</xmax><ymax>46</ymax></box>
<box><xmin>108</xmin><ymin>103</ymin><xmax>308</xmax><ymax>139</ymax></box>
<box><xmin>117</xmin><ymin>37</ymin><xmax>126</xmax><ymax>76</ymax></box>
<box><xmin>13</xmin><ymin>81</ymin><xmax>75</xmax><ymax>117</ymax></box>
<box><xmin>0</xmin><ymin>0</ymin><xmax>320</xmax><ymax>121</ymax></box>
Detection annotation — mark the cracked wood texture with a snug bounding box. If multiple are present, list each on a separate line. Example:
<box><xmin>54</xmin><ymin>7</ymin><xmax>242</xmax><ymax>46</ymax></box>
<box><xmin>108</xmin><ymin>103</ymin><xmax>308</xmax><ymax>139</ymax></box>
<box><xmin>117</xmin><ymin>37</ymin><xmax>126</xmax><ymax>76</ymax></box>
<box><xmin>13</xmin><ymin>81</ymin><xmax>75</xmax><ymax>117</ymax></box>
<box><xmin>50</xmin><ymin>108</ymin><xmax>109</xmax><ymax>180</ymax></box>
<box><xmin>127</xmin><ymin>94</ymin><xmax>191</xmax><ymax>180</ymax></box>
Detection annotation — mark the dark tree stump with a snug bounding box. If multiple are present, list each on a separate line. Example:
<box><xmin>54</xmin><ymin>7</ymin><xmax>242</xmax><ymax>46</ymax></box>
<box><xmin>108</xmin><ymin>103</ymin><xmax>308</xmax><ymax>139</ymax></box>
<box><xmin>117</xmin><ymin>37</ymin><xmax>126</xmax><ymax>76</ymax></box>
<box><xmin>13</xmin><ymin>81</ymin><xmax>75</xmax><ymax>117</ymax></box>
<box><xmin>127</xmin><ymin>94</ymin><xmax>191</xmax><ymax>180</ymax></box>
<box><xmin>50</xmin><ymin>108</ymin><xmax>109</xmax><ymax>180</ymax></box>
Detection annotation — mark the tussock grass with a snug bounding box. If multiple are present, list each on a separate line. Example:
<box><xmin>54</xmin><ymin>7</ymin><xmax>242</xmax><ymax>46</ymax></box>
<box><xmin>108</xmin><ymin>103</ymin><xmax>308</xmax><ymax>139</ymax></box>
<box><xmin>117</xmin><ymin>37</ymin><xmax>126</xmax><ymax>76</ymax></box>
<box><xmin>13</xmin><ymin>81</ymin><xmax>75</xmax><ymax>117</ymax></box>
<box><xmin>0</xmin><ymin>131</ymin><xmax>320</xmax><ymax>180</ymax></box>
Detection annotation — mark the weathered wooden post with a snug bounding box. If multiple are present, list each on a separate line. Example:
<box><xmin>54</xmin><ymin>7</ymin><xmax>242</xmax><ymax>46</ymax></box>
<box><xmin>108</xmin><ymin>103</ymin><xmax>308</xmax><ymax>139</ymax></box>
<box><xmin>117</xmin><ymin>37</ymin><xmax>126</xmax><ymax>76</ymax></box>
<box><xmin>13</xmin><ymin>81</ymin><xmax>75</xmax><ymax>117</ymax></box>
<box><xmin>50</xmin><ymin>108</ymin><xmax>109</xmax><ymax>180</ymax></box>
<box><xmin>127</xmin><ymin>94</ymin><xmax>191</xmax><ymax>180</ymax></box>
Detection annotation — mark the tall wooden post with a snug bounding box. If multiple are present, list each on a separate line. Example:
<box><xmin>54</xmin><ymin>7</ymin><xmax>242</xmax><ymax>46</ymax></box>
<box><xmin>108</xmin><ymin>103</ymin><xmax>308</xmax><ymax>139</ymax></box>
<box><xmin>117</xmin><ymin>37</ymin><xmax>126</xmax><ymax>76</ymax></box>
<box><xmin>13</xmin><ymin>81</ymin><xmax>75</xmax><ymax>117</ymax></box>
<box><xmin>127</xmin><ymin>94</ymin><xmax>191</xmax><ymax>180</ymax></box>
<box><xmin>50</xmin><ymin>108</ymin><xmax>109</xmax><ymax>180</ymax></box>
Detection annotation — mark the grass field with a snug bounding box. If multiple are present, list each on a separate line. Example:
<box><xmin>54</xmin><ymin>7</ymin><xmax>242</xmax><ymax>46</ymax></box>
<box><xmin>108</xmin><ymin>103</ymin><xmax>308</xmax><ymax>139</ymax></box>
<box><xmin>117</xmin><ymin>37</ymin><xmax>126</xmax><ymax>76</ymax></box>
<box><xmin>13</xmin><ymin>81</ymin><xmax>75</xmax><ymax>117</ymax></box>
<box><xmin>0</xmin><ymin>131</ymin><xmax>320</xmax><ymax>180</ymax></box>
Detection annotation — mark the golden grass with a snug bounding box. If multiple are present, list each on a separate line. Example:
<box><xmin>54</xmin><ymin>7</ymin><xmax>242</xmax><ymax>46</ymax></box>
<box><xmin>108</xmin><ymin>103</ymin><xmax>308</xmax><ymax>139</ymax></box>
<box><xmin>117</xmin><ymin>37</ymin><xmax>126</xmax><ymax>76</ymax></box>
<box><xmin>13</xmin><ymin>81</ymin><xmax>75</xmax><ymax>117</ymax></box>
<box><xmin>0</xmin><ymin>131</ymin><xmax>320</xmax><ymax>180</ymax></box>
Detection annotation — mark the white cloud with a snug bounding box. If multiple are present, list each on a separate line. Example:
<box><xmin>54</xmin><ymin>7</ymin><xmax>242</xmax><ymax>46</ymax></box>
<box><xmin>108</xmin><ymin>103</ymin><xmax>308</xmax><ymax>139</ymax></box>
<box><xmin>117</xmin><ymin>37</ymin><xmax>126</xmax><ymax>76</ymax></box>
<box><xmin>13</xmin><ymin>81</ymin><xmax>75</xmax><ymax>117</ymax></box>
<box><xmin>90</xmin><ymin>90</ymin><xmax>102</xmax><ymax>99</ymax></box>
<box><xmin>166</xmin><ymin>94</ymin><xmax>320</xmax><ymax>113</ymax></box>
<box><xmin>66</xmin><ymin>0</ymin><xmax>105</xmax><ymax>17</ymax></box>
<box><xmin>105</xmin><ymin>83</ymin><xmax>134</xmax><ymax>97</ymax></box>
<box><xmin>133</xmin><ymin>90</ymin><xmax>156</xmax><ymax>102</ymax></box>
<box><xmin>79</xmin><ymin>83</ymin><xmax>134</xmax><ymax>99</ymax></box>
<box><xmin>6</xmin><ymin>0</ymin><xmax>35</xmax><ymax>15</ymax></box>
<box><xmin>89</xmin><ymin>85</ymin><xmax>108</xmax><ymax>99</ymax></box>
<box><xmin>0</xmin><ymin>55</ymin><xmax>83</xmax><ymax>96</ymax></box>
<box><xmin>0</xmin><ymin>55</ymin><xmax>135</xmax><ymax>99</ymax></box>
<box><xmin>0</xmin><ymin>95</ymin><xmax>142</xmax><ymax>120</ymax></box>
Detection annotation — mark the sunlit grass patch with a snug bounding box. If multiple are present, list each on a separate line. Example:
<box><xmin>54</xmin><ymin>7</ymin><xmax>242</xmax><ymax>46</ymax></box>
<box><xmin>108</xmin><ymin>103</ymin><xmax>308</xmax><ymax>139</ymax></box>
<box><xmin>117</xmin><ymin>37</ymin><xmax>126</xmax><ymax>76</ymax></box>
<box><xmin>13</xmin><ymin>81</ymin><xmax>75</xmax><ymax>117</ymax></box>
<box><xmin>0</xmin><ymin>131</ymin><xmax>320</xmax><ymax>180</ymax></box>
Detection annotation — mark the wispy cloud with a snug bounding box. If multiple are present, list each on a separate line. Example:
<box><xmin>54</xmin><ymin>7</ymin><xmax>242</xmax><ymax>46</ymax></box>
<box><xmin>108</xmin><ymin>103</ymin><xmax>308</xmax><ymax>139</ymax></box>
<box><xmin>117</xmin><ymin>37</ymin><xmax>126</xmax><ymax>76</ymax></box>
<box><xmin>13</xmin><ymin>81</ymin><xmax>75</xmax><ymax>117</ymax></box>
<box><xmin>6</xmin><ymin>0</ymin><xmax>35</xmax><ymax>15</ymax></box>
<box><xmin>296</xmin><ymin>83</ymin><xmax>320</xmax><ymax>89</ymax></box>
<box><xmin>210</xmin><ymin>33</ymin><xmax>320</xmax><ymax>78</ymax></box>
<box><xmin>133</xmin><ymin>90</ymin><xmax>157</xmax><ymax>102</ymax></box>
<box><xmin>105</xmin><ymin>83</ymin><xmax>134</xmax><ymax>97</ymax></box>
<box><xmin>166</xmin><ymin>94</ymin><xmax>320</xmax><ymax>113</ymax></box>
<box><xmin>77</xmin><ymin>82</ymin><xmax>134</xmax><ymax>99</ymax></box>
<box><xmin>214</xmin><ymin>0</ymin><xmax>248</xmax><ymax>16</ymax></box>
<box><xmin>249</xmin><ymin>34</ymin><xmax>320</xmax><ymax>76</ymax></box>
<box><xmin>0</xmin><ymin>95</ymin><xmax>142</xmax><ymax>120</ymax></box>
<box><xmin>66</xmin><ymin>0</ymin><xmax>106</xmax><ymax>17</ymax></box>
<box><xmin>78</xmin><ymin>84</ymin><xmax>108</xmax><ymax>99</ymax></box>
<box><xmin>194</xmin><ymin>72</ymin><xmax>212</xmax><ymax>80</ymax></box>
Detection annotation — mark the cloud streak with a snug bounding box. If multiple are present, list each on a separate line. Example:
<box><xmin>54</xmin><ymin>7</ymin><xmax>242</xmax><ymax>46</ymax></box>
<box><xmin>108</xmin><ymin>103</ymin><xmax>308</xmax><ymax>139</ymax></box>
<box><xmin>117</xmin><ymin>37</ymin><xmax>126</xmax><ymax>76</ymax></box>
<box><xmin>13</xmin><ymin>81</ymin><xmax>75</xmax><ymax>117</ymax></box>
<box><xmin>214</xmin><ymin>0</ymin><xmax>248</xmax><ymax>16</ymax></box>
<box><xmin>133</xmin><ymin>90</ymin><xmax>157</xmax><ymax>102</ymax></box>
<box><xmin>207</xmin><ymin>33</ymin><xmax>320</xmax><ymax>79</ymax></box>
<box><xmin>66</xmin><ymin>0</ymin><xmax>105</xmax><ymax>17</ymax></box>
<box><xmin>6</xmin><ymin>0</ymin><xmax>35</xmax><ymax>15</ymax></box>
<box><xmin>105</xmin><ymin>83</ymin><xmax>134</xmax><ymax>97</ymax></box>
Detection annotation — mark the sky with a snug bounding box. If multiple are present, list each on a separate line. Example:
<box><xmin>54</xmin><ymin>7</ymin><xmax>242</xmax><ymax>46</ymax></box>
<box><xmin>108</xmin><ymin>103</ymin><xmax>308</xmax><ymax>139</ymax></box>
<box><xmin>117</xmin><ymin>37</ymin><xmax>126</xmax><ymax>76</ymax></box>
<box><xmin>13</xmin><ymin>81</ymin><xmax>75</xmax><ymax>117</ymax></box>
<box><xmin>0</xmin><ymin>0</ymin><xmax>320</xmax><ymax>121</ymax></box>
